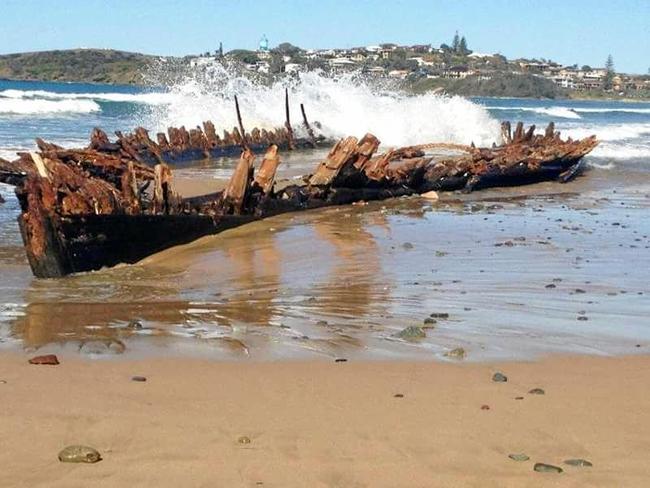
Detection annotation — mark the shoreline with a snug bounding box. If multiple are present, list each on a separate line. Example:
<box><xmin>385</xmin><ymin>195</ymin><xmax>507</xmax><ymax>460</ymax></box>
<box><xmin>1</xmin><ymin>352</ymin><xmax>649</xmax><ymax>487</ymax></box>
<box><xmin>2</xmin><ymin>77</ymin><xmax>649</xmax><ymax>103</ymax></box>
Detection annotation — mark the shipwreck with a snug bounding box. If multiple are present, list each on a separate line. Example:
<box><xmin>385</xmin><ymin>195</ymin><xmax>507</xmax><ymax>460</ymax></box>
<box><xmin>0</xmin><ymin>97</ymin><xmax>598</xmax><ymax>278</ymax></box>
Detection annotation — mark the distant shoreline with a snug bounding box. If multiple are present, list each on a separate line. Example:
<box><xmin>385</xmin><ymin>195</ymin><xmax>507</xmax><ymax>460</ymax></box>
<box><xmin>2</xmin><ymin>76</ymin><xmax>649</xmax><ymax>103</ymax></box>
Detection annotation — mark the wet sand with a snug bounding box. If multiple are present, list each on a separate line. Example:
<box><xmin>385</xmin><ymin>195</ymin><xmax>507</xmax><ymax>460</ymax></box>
<box><xmin>2</xmin><ymin>165</ymin><xmax>650</xmax><ymax>361</ymax></box>
<box><xmin>1</xmin><ymin>353</ymin><xmax>649</xmax><ymax>487</ymax></box>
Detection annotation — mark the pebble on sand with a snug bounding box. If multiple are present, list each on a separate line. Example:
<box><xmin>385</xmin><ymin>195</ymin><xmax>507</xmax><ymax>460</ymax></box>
<box><xmin>528</xmin><ymin>388</ymin><xmax>545</xmax><ymax>395</ymax></box>
<box><xmin>429</xmin><ymin>312</ymin><xmax>450</xmax><ymax>319</ymax></box>
<box><xmin>420</xmin><ymin>191</ymin><xmax>439</xmax><ymax>201</ymax></box>
<box><xmin>444</xmin><ymin>347</ymin><xmax>466</xmax><ymax>359</ymax></box>
<box><xmin>58</xmin><ymin>445</ymin><xmax>102</xmax><ymax>464</ymax></box>
<box><xmin>534</xmin><ymin>463</ymin><xmax>563</xmax><ymax>473</ymax></box>
<box><xmin>238</xmin><ymin>436</ymin><xmax>251</xmax><ymax>445</ymax></box>
<box><xmin>131</xmin><ymin>376</ymin><xmax>147</xmax><ymax>382</ymax></box>
<box><xmin>564</xmin><ymin>458</ymin><xmax>593</xmax><ymax>467</ymax></box>
<box><xmin>509</xmin><ymin>453</ymin><xmax>530</xmax><ymax>462</ymax></box>
<box><xmin>394</xmin><ymin>326</ymin><xmax>426</xmax><ymax>341</ymax></box>
<box><xmin>28</xmin><ymin>354</ymin><xmax>59</xmax><ymax>365</ymax></box>
<box><xmin>492</xmin><ymin>372</ymin><xmax>508</xmax><ymax>382</ymax></box>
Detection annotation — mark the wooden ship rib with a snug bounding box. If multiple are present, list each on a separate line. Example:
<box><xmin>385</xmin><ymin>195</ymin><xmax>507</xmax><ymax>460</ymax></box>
<box><xmin>0</xmin><ymin>96</ymin><xmax>598</xmax><ymax>278</ymax></box>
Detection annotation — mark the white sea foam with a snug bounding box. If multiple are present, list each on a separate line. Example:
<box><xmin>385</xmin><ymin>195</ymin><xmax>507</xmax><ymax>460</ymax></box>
<box><xmin>573</xmin><ymin>107</ymin><xmax>650</xmax><ymax>114</ymax></box>
<box><xmin>0</xmin><ymin>148</ymin><xmax>21</xmax><ymax>160</ymax></box>
<box><xmin>0</xmin><ymin>98</ymin><xmax>100</xmax><ymax>115</ymax></box>
<box><xmin>144</xmin><ymin>69</ymin><xmax>501</xmax><ymax>147</ymax></box>
<box><xmin>564</xmin><ymin>123</ymin><xmax>650</xmax><ymax>142</ymax></box>
<box><xmin>590</xmin><ymin>142</ymin><xmax>650</xmax><ymax>160</ymax></box>
<box><xmin>487</xmin><ymin>106</ymin><xmax>582</xmax><ymax>119</ymax></box>
<box><xmin>0</xmin><ymin>89</ymin><xmax>172</xmax><ymax>105</ymax></box>
<box><xmin>488</xmin><ymin>105</ymin><xmax>650</xmax><ymax>117</ymax></box>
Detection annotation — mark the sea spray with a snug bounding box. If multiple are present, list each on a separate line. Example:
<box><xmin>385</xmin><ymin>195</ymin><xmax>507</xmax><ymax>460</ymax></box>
<box><xmin>141</xmin><ymin>63</ymin><xmax>502</xmax><ymax>147</ymax></box>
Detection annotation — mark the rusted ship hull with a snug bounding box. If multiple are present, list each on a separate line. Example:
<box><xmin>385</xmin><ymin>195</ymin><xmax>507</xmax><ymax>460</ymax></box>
<box><xmin>10</xmin><ymin>120</ymin><xmax>598</xmax><ymax>278</ymax></box>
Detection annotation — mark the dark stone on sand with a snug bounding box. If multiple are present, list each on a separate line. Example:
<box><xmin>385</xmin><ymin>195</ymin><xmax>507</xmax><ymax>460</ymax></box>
<box><xmin>564</xmin><ymin>458</ymin><xmax>593</xmax><ymax>467</ymax></box>
<box><xmin>534</xmin><ymin>463</ymin><xmax>563</xmax><ymax>473</ymax></box>
<box><xmin>335</xmin><ymin>358</ymin><xmax>348</xmax><ymax>363</ymax></box>
<box><xmin>131</xmin><ymin>376</ymin><xmax>147</xmax><ymax>382</ymax></box>
<box><xmin>394</xmin><ymin>393</ymin><xmax>404</xmax><ymax>398</ymax></box>
<box><xmin>28</xmin><ymin>354</ymin><xmax>59</xmax><ymax>365</ymax></box>
<box><xmin>528</xmin><ymin>388</ymin><xmax>545</xmax><ymax>395</ymax></box>
<box><xmin>574</xmin><ymin>288</ymin><xmax>586</xmax><ymax>294</ymax></box>
<box><xmin>545</xmin><ymin>284</ymin><xmax>556</xmax><ymax>289</ymax></box>
<box><xmin>423</xmin><ymin>317</ymin><xmax>436</xmax><ymax>326</ymax></box>
<box><xmin>402</xmin><ymin>242</ymin><xmax>414</xmax><ymax>250</ymax></box>
<box><xmin>429</xmin><ymin>312</ymin><xmax>449</xmax><ymax>319</ymax></box>
<box><xmin>509</xmin><ymin>453</ymin><xmax>530</xmax><ymax>462</ymax></box>
<box><xmin>395</xmin><ymin>326</ymin><xmax>426</xmax><ymax>341</ymax></box>
<box><xmin>316</xmin><ymin>320</ymin><xmax>329</xmax><ymax>326</ymax></box>
<box><xmin>127</xmin><ymin>319</ymin><xmax>143</xmax><ymax>330</ymax></box>
<box><xmin>480</xmin><ymin>404</ymin><xmax>490</xmax><ymax>410</ymax></box>
<box><xmin>58</xmin><ymin>445</ymin><xmax>102</xmax><ymax>464</ymax></box>
<box><xmin>515</xmin><ymin>396</ymin><xmax>524</xmax><ymax>400</ymax></box>
<box><xmin>238</xmin><ymin>436</ymin><xmax>251</xmax><ymax>445</ymax></box>
<box><xmin>492</xmin><ymin>372</ymin><xmax>508</xmax><ymax>383</ymax></box>
<box><xmin>577</xmin><ymin>316</ymin><xmax>589</xmax><ymax>321</ymax></box>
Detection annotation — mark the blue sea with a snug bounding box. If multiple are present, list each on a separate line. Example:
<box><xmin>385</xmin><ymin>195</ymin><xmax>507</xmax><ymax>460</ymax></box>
<box><xmin>0</xmin><ymin>77</ymin><xmax>649</xmax><ymax>360</ymax></box>
<box><xmin>1</xmin><ymin>77</ymin><xmax>649</xmax><ymax>165</ymax></box>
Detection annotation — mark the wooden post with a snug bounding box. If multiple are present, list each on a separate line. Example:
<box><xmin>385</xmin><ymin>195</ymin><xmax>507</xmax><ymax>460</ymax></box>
<box><xmin>222</xmin><ymin>149</ymin><xmax>256</xmax><ymax>214</ymax></box>
<box><xmin>234</xmin><ymin>96</ymin><xmax>248</xmax><ymax>150</ymax></box>
<box><xmin>285</xmin><ymin>88</ymin><xmax>295</xmax><ymax>150</ymax></box>
<box><xmin>253</xmin><ymin>145</ymin><xmax>280</xmax><ymax>194</ymax></box>
<box><xmin>30</xmin><ymin>152</ymin><xmax>50</xmax><ymax>179</ymax></box>
<box><xmin>300</xmin><ymin>103</ymin><xmax>317</xmax><ymax>147</ymax></box>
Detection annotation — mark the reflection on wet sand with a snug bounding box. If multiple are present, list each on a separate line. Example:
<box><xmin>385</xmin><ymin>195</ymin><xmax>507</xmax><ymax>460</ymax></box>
<box><xmin>9</xmin><ymin>205</ymin><xmax>397</xmax><ymax>357</ymax></box>
<box><xmin>309</xmin><ymin>208</ymin><xmax>389</xmax><ymax>320</ymax></box>
<box><xmin>4</xmin><ymin>168</ymin><xmax>650</xmax><ymax>360</ymax></box>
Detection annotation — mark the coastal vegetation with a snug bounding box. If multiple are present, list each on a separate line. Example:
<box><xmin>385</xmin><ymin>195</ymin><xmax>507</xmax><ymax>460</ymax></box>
<box><xmin>410</xmin><ymin>73</ymin><xmax>564</xmax><ymax>98</ymax></box>
<box><xmin>0</xmin><ymin>49</ymin><xmax>156</xmax><ymax>85</ymax></box>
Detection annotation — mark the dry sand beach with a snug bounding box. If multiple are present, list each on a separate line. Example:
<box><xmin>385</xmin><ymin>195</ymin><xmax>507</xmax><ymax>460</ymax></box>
<box><xmin>2</xmin><ymin>353</ymin><xmax>650</xmax><ymax>487</ymax></box>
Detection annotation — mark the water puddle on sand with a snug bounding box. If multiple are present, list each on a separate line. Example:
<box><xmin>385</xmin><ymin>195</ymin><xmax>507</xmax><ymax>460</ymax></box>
<box><xmin>1</xmin><ymin>168</ymin><xmax>650</xmax><ymax>361</ymax></box>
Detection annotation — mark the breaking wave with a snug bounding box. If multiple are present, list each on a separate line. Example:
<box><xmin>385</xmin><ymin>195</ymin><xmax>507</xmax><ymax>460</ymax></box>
<box><xmin>0</xmin><ymin>97</ymin><xmax>100</xmax><ymax>115</ymax></box>
<box><xmin>573</xmin><ymin>107</ymin><xmax>650</xmax><ymax>115</ymax></box>
<box><xmin>563</xmin><ymin>123</ymin><xmax>650</xmax><ymax>142</ymax></box>
<box><xmin>0</xmin><ymin>89</ymin><xmax>172</xmax><ymax>105</ymax></box>
<box><xmin>590</xmin><ymin>143</ymin><xmax>650</xmax><ymax>160</ymax></box>
<box><xmin>143</xmin><ymin>66</ymin><xmax>502</xmax><ymax>147</ymax></box>
<box><xmin>487</xmin><ymin>105</ymin><xmax>582</xmax><ymax>119</ymax></box>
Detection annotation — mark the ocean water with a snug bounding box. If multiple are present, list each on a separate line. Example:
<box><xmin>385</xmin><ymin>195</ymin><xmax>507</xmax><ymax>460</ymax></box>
<box><xmin>0</xmin><ymin>73</ymin><xmax>649</xmax><ymax>360</ymax></box>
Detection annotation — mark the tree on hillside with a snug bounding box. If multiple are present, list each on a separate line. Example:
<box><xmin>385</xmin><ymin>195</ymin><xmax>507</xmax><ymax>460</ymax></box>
<box><xmin>272</xmin><ymin>42</ymin><xmax>303</xmax><ymax>56</ymax></box>
<box><xmin>459</xmin><ymin>36</ymin><xmax>469</xmax><ymax>55</ymax></box>
<box><xmin>581</xmin><ymin>65</ymin><xmax>592</xmax><ymax>71</ymax></box>
<box><xmin>604</xmin><ymin>54</ymin><xmax>615</xmax><ymax>90</ymax></box>
<box><xmin>452</xmin><ymin>31</ymin><xmax>460</xmax><ymax>52</ymax></box>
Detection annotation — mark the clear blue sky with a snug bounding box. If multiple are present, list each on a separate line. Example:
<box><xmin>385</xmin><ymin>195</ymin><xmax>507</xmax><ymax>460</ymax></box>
<box><xmin>1</xmin><ymin>0</ymin><xmax>648</xmax><ymax>73</ymax></box>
